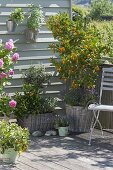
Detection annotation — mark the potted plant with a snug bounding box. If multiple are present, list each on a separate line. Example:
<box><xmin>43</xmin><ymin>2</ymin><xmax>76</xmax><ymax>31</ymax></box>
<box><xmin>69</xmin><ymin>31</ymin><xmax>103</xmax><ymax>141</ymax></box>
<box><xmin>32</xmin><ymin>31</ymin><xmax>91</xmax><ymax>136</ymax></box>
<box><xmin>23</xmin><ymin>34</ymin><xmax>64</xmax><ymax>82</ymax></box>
<box><xmin>14</xmin><ymin>66</ymin><xmax>57</xmax><ymax>133</ymax></box>
<box><xmin>24</xmin><ymin>4</ymin><xmax>44</xmax><ymax>42</ymax></box>
<box><xmin>55</xmin><ymin>118</ymin><xmax>69</xmax><ymax>137</ymax></box>
<box><xmin>0</xmin><ymin>120</ymin><xmax>29</xmax><ymax>163</ymax></box>
<box><xmin>64</xmin><ymin>88</ymin><xmax>97</xmax><ymax>132</ymax></box>
<box><xmin>6</xmin><ymin>8</ymin><xmax>25</xmax><ymax>32</ymax></box>
<box><xmin>47</xmin><ymin>13</ymin><xmax>109</xmax><ymax>132</ymax></box>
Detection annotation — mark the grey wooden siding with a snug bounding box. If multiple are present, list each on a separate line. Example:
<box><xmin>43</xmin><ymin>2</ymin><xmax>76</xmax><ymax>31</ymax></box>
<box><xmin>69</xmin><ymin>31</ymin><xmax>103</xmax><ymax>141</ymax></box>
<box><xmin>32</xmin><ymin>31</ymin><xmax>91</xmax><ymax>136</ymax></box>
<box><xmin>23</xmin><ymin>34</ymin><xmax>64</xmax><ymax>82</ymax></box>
<box><xmin>0</xmin><ymin>0</ymin><xmax>72</xmax><ymax>113</ymax></box>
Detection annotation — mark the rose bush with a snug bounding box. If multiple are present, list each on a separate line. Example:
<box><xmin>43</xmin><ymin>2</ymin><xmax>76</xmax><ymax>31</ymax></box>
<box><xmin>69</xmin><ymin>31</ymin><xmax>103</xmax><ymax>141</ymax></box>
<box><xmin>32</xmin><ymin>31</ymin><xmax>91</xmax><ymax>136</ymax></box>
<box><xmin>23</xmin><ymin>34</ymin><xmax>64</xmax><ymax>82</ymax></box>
<box><xmin>0</xmin><ymin>39</ymin><xmax>19</xmax><ymax>92</ymax></box>
<box><xmin>0</xmin><ymin>39</ymin><xmax>19</xmax><ymax>116</ymax></box>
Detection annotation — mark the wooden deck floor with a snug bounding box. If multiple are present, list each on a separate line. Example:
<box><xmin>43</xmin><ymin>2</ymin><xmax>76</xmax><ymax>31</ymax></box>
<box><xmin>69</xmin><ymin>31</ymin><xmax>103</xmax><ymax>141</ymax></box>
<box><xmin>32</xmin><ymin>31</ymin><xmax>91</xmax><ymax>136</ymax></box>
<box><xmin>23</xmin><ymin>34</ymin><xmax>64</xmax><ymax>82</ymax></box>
<box><xmin>1</xmin><ymin>131</ymin><xmax>113</xmax><ymax>170</ymax></box>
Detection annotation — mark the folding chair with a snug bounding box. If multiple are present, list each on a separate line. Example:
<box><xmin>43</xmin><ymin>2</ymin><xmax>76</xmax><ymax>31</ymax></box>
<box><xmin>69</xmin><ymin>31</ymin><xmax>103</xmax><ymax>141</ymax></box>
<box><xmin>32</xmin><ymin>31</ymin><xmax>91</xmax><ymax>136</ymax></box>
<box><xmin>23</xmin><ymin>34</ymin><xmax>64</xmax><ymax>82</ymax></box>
<box><xmin>88</xmin><ymin>67</ymin><xmax>113</xmax><ymax>145</ymax></box>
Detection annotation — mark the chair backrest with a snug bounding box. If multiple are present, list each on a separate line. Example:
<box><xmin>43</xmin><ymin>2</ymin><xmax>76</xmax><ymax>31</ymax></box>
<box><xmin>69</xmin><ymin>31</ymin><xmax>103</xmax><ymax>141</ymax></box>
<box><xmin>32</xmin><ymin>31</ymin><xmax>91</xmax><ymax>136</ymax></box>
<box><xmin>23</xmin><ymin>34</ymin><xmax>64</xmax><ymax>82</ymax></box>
<box><xmin>99</xmin><ymin>67</ymin><xmax>113</xmax><ymax>104</ymax></box>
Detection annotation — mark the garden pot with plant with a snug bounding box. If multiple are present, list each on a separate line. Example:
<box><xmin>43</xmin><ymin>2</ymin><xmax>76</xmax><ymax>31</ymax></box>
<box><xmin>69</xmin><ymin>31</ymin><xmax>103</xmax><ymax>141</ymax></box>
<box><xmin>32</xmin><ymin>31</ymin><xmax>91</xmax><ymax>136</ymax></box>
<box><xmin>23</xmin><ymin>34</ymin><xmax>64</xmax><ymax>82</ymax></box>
<box><xmin>14</xmin><ymin>66</ymin><xmax>57</xmax><ymax>133</ymax></box>
<box><xmin>65</xmin><ymin>88</ymin><xmax>97</xmax><ymax>132</ymax></box>
<box><xmin>6</xmin><ymin>8</ymin><xmax>24</xmax><ymax>32</ymax></box>
<box><xmin>24</xmin><ymin>4</ymin><xmax>44</xmax><ymax>42</ymax></box>
<box><xmin>47</xmin><ymin>13</ymin><xmax>109</xmax><ymax>132</ymax></box>
<box><xmin>55</xmin><ymin>118</ymin><xmax>69</xmax><ymax>137</ymax></box>
<box><xmin>0</xmin><ymin>120</ymin><xmax>29</xmax><ymax>163</ymax></box>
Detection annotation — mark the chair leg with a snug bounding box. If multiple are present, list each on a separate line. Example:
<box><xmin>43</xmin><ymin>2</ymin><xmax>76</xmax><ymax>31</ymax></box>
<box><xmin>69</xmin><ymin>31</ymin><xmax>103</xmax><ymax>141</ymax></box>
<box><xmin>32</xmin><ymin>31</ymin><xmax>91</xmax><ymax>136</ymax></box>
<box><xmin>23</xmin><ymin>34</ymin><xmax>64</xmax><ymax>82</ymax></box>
<box><xmin>88</xmin><ymin>110</ymin><xmax>104</xmax><ymax>145</ymax></box>
<box><xmin>88</xmin><ymin>114</ymin><xmax>95</xmax><ymax>145</ymax></box>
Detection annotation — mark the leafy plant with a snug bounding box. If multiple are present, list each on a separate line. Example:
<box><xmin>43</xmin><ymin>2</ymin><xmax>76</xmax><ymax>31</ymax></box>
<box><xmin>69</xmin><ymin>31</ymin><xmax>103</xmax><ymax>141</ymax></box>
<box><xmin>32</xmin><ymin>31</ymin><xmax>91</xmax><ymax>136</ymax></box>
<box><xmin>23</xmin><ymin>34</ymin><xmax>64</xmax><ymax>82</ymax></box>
<box><xmin>22</xmin><ymin>66</ymin><xmax>51</xmax><ymax>89</ymax></box>
<box><xmin>72</xmin><ymin>5</ymin><xmax>90</xmax><ymax>25</ymax></box>
<box><xmin>64</xmin><ymin>87</ymin><xmax>98</xmax><ymax>107</ymax></box>
<box><xmin>47</xmin><ymin>13</ymin><xmax>108</xmax><ymax>90</ymax></box>
<box><xmin>42</xmin><ymin>97</ymin><xmax>57</xmax><ymax>113</ymax></box>
<box><xmin>0</xmin><ymin>120</ymin><xmax>29</xmax><ymax>154</ymax></box>
<box><xmin>14</xmin><ymin>66</ymin><xmax>57</xmax><ymax>118</ymax></box>
<box><xmin>9</xmin><ymin>8</ymin><xmax>25</xmax><ymax>24</ymax></box>
<box><xmin>55</xmin><ymin>118</ymin><xmax>69</xmax><ymax>128</ymax></box>
<box><xmin>27</xmin><ymin>4</ymin><xmax>44</xmax><ymax>30</ymax></box>
<box><xmin>90</xmin><ymin>0</ymin><xmax>113</xmax><ymax>20</ymax></box>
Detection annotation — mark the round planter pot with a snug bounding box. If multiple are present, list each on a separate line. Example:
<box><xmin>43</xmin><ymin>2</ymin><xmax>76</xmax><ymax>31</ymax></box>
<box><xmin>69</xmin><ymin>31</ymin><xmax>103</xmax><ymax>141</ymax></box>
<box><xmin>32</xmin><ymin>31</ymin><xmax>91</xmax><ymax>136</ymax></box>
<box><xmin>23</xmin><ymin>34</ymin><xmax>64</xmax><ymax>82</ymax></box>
<box><xmin>6</xmin><ymin>20</ymin><xmax>17</xmax><ymax>32</ymax></box>
<box><xmin>66</xmin><ymin>104</ymin><xmax>92</xmax><ymax>133</ymax></box>
<box><xmin>58</xmin><ymin>127</ymin><xmax>69</xmax><ymax>137</ymax></box>
<box><xmin>3</xmin><ymin>148</ymin><xmax>18</xmax><ymax>164</ymax></box>
<box><xmin>24</xmin><ymin>29</ymin><xmax>39</xmax><ymax>42</ymax></box>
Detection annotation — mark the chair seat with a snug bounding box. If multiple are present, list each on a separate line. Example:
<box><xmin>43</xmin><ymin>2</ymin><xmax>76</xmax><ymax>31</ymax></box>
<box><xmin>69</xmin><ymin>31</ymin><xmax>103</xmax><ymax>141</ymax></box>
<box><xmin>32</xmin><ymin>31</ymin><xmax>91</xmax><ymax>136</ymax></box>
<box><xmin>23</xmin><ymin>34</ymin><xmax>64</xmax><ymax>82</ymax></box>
<box><xmin>88</xmin><ymin>104</ymin><xmax>113</xmax><ymax>111</ymax></box>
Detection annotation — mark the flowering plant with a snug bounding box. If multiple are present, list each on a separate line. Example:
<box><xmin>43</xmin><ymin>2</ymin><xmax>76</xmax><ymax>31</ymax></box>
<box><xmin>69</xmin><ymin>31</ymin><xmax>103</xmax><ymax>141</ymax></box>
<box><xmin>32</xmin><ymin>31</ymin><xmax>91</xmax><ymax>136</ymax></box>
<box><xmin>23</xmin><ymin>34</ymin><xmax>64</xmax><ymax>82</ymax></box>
<box><xmin>0</xmin><ymin>39</ymin><xmax>19</xmax><ymax>116</ymax></box>
<box><xmin>0</xmin><ymin>39</ymin><xmax>19</xmax><ymax>92</ymax></box>
<box><xmin>47</xmin><ymin>13</ymin><xmax>109</xmax><ymax>90</ymax></box>
<box><xmin>0</xmin><ymin>120</ymin><xmax>29</xmax><ymax>154</ymax></box>
<box><xmin>0</xmin><ymin>93</ymin><xmax>17</xmax><ymax>116</ymax></box>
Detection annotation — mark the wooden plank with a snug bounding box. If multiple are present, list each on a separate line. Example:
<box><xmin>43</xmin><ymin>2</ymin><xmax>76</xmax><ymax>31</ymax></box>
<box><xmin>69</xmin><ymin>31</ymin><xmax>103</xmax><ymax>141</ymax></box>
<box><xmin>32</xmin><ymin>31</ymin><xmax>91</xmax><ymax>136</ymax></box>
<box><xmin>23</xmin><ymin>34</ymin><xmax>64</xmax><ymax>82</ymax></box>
<box><xmin>16</xmin><ymin>161</ymin><xmax>39</xmax><ymax>170</ymax></box>
<box><xmin>28</xmin><ymin>138</ymin><xmax>96</xmax><ymax>170</ymax></box>
<box><xmin>0</xmin><ymin>0</ymin><xmax>70</xmax><ymax>8</ymax></box>
<box><xmin>102</xmin><ymin>87</ymin><xmax>113</xmax><ymax>91</ymax></box>
<box><xmin>18</xmin><ymin>154</ymin><xmax>54</xmax><ymax>170</ymax></box>
<box><xmin>102</xmin><ymin>82</ymin><xmax>113</xmax><ymax>86</ymax></box>
<box><xmin>103</xmin><ymin>73</ymin><xmax>113</xmax><ymax>77</ymax></box>
<box><xmin>17</xmin><ymin>50</ymin><xmax>53</xmax><ymax>57</ymax></box>
<box><xmin>0</xmin><ymin>7</ymin><xmax>69</xmax><ymax>13</ymax></box>
<box><xmin>20</xmin><ymin>152</ymin><xmax>70</xmax><ymax>170</ymax></box>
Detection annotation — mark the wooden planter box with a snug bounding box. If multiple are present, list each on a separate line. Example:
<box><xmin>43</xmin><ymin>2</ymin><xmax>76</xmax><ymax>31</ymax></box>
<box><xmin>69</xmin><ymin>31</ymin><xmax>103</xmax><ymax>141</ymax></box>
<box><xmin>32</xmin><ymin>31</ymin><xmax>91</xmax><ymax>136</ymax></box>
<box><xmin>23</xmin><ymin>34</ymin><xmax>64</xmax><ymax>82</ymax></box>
<box><xmin>66</xmin><ymin>105</ymin><xmax>93</xmax><ymax>133</ymax></box>
<box><xmin>17</xmin><ymin>113</ymin><xmax>56</xmax><ymax>133</ymax></box>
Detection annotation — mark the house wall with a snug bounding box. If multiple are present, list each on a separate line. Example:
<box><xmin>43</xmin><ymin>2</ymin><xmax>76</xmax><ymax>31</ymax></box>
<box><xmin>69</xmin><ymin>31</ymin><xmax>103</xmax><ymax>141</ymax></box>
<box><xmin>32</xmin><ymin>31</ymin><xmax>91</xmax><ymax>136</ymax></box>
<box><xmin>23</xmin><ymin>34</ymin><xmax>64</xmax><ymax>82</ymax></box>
<box><xmin>0</xmin><ymin>0</ymin><xmax>72</xmax><ymax>113</ymax></box>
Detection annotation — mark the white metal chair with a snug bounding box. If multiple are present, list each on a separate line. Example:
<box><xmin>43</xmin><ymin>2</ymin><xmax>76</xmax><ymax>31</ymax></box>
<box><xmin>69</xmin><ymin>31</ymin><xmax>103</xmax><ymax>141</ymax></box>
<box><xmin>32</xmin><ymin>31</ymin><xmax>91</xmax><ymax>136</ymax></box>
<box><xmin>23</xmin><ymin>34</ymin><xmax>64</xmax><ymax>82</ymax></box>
<box><xmin>88</xmin><ymin>67</ymin><xmax>113</xmax><ymax>145</ymax></box>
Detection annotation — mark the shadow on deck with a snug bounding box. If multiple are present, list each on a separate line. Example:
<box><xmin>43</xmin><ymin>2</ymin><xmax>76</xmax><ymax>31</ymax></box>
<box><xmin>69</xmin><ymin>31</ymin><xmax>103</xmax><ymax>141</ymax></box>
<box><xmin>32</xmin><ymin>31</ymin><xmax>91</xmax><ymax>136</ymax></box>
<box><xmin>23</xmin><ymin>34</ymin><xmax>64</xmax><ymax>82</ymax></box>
<box><xmin>1</xmin><ymin>130</ymin><xmax>113</xmax><ymax>170</ymax></box>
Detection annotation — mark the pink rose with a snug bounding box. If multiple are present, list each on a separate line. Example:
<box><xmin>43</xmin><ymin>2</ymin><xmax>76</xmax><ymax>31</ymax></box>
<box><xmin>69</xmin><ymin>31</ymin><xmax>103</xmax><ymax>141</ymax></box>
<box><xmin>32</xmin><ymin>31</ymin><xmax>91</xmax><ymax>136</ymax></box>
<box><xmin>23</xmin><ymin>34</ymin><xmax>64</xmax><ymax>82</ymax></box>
<box><xmin>9</xmin><ymin>100</ymin><xmax>17</xmax><ymax>108</ymax></box>
<box><xmin>0</xmin><ymin>72</ymin><xmax>7</xmax><ymax>79</ymax></box>
<box><xmin>5</xmin><ymin>41</ymin><xmax>14</xmax><ymax>50</ymax></box>
<box><xmin>8</xmin><ymin>69</ymin><xmax>14</xmax><ymax>76</ymax></box>
<box><xmin>12</xmin><ymin>53</ymin><xmax>19</xmax><ymax>62</ymax></box>
<box><xmin>0</xmin><ymin>59</ymin><xmax>4</xmax><ymax>67</ymax></box>
<box><xmin>9</xmin><ymin>39</ymin><xmax>14</xmax><ymax>43</ymax></box>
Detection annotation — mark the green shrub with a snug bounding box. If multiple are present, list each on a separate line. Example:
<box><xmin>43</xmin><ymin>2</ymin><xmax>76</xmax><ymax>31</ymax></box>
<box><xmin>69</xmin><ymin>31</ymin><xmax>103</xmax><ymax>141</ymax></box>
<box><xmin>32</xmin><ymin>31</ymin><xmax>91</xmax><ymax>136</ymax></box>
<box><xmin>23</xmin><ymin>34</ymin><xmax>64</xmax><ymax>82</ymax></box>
<box><xmin>27</xmin><ymin>4</ymin><xmax>44</xmax><ymax>30</ymax></box>
<box><xmin>47</xmin><ymin>13</ymin><xmax>108</xmax><ymax>90</ymax></box>
<box><xmin>0</xmin><ymin>120</ymin><xmax>29</xmax><ymax>154</ymax></box>
<box><xmin>14</xmin><ymin>66</ymin><xmax>57</xmax><ymax>118</ymax></box>
<box><xmin>90</xmin><ymin>0</ymin><xmax>113</xmax><ymax>20</ymax></box>
<box><xmin>9</xmin><ymin>8</ymin><xmax>25</xmax><ymax>24</ymax></box>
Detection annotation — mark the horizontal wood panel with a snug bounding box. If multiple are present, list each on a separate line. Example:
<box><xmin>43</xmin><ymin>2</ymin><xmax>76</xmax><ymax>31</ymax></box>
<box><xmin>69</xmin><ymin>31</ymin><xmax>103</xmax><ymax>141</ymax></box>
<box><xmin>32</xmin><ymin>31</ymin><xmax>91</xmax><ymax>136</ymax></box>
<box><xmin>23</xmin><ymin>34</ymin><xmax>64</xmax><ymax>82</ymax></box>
<box><xmin>0</xmin><ymin>32</ymin><xmax>53</xmax><ymax>43</ymax></box>
<box><xmin>0</xmin><ymin>6</ymin><xmax>69</xmax><ymax>13</ymax></box>
<box><xmin>0</xmin><ymin>0</ymin><xmax>70</xmax><ymax>8</ymax></box>
<box><xmin>10</xmin><ymin>75</ymin><xmax>62</xmax><ymax>86</ymax></box>
<box><xmin>0</xmin><ymin>23</ymin><xmax>48</xmax><ymax>32</ymax></box>
<box><xmin>18</xmin><ymin>50</ymin><xmax>53</xmax><ymax>57</ymax></box>
<box><xmin>102</xmin><ymin>87</ymin><xmax>113</xmax><ymax>91</ymax></box>
<box><xmin>15</xmin><ymin>42</ymin><xmax>56</xmax><ymax>50</ymax></box>
<box><xmin>5</xmin><ymin>83</ymin><xmax>64</xmax><ymax>93</ymax></box>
